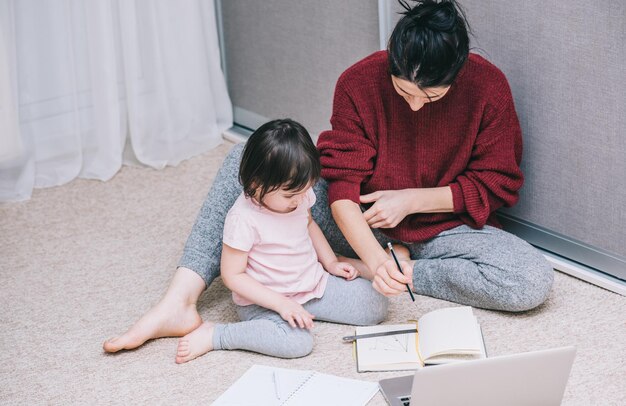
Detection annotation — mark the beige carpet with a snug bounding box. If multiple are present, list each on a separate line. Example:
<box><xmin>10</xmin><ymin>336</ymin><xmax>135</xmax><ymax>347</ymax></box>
<box><xmin>1</xmin><ymin>140</ymin><xmax>625</xmax><ymax>405</ymax></box>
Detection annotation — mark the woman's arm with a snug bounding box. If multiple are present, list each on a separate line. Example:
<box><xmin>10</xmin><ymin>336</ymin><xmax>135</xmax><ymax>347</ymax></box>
<box><xmin>220</xmin><ymin>244</ymin><xmax>314</xmax><ymax>329</ymax></box>
<box><xmin>448</xmin><ymin>91</ymin><xmax>523</xmax><ymax>228</ymax></box>
<box><xmin>330</xmin><ymin>200</ymin><xmax>413</xmax><ymax>295</ymax></box>
<box><xmin>360</xmin><ymin>186</ymin><xmax>454</xmax><ymax>229</ymax></box>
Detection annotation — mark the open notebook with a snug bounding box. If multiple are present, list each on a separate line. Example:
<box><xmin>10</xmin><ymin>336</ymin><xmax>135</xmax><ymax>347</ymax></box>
<box><xmin>212</xmin><ymin>365</ymin><xmax>379</xmax><ymax>406</ymax></box>
<box><xmin>354</xmin><ymin>306</ymin><xmax>486</xmax><ymax>372</ymax></box>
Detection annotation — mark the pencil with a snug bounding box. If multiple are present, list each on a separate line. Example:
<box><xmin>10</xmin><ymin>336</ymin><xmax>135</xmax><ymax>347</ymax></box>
<box><xmin>387</xmin><ymin>242</ymin><xmax>415</xmax><ymax>302</ymax></box>
<box><xmin>272</xmin><ymin>370</ymin><xmax>281</xmax><ymax>400</ymax></box>
<box><xmin>342</xmin><ymin>328</ymin><xmax>417</xmax><ymax>342</ymax></box>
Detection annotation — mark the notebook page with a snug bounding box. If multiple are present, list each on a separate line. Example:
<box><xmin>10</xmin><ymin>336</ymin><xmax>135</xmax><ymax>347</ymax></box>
<box><xmin>284</xmin><ymin>372</ymin><xmax>379</xmax><ymax>406</ymax></box>
<box><xmin>422</xmin><ymin>323</ymin><xmax>487</xmax><ymax>364</ymax></box>
<box><xmin>417</xmin><ymin>307</ymin><xmax>482</xmax><ymax>361</ymax></box>
<box><xmin>355</xmin><ymin>324</ymin><xmax>420</xmax><ymax>369</ymax></box>
<box><xmin>212</xmin><ymin>365</ymin><xmax>312</xmax><ymax>406</ymax></box>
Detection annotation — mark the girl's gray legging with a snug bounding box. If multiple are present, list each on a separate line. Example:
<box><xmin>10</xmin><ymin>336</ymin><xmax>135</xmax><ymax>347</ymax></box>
<box><xmin>179</xmin><ymin>143</ymin><xmax>554</xmax><ymax>313</ymax></box>
<box><xmin>212</xmin><ymin>275</ymin><xmax>388</xmax><ymax>358</ymax></box>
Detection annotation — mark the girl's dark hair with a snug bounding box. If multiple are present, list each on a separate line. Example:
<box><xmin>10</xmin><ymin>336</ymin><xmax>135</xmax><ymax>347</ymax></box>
<box><xmin>388</xmin><ymin>0</ymin><xmax>470</xmax><ymax>88</ymax></box>
<box><xmin>239</xmin><ymin>118</ymin><xmax>320</xmax><ymax>202</ymax></box>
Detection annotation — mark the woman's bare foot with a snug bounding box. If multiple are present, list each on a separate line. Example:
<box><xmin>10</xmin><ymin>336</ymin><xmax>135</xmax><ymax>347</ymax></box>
<box><xmin>103</xmin><ymin>267</ymin><xmax>205</xmax><ymax>353</ymax></box>
<box><xmin>175</xmin><ymin>322</ymin><xmax>215</xmax><ymax>364</ymax></box>
<box><xmin>103</xmin><ymin>299</ymin><xmax>202</xmax><ymax>352</ymax></box>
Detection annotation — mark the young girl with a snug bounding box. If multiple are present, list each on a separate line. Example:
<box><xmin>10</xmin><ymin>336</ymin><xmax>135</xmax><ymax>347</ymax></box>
<box><xmin>174</xmin><ymin>119</ymin><xmax>389</xmax><ymax>363</ymax></box>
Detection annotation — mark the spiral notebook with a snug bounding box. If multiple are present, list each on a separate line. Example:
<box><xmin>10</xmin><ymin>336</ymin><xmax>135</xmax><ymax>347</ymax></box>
<box><xmin>212</xmin><ymin>365</ymin><xmax>379</xmax><ymax>406</ymax></box>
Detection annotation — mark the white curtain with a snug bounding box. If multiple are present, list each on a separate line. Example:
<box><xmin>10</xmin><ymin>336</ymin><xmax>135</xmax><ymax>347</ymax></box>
<box><xmin>0</xmin><ymin>0</ymin><xmax>232</xmax><ymax>202</ymax></box>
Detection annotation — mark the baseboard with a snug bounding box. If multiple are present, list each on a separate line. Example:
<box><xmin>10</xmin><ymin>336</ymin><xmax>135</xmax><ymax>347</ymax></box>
<box><xmin>541</xmin><ymin>249</ymin><xmax>626</xmax><ymax>296</ymax></box>
<box><xmin>222</xmin><ymin>125</ymin><xmax>251</xmax><ymax>143</ymax></box>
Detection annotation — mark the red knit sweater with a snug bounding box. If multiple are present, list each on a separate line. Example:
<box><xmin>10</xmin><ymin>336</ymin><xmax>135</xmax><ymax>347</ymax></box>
<box><xmin>318</xmin><ymin>51</ymin><xmax>523</xmax><ymax>243</ymax></box>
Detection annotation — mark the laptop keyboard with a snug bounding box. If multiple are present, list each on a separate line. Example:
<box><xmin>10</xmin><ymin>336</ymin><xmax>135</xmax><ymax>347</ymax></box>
<box><xmin>399</xmin><ymin>396</ymin><xmax>411</xmax><ymax>406</ymax></box>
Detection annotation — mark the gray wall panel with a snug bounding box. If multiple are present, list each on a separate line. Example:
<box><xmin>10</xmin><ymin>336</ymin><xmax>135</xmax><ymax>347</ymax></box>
<box><xmin>460</xmin><ymin>1</ymin><xmax>626</xmax><ymax>257</ymax></box>
<box><xmin>221</xmin><ymin>0</ymin><xmax>380</xmax><ymax>139</ymax></box>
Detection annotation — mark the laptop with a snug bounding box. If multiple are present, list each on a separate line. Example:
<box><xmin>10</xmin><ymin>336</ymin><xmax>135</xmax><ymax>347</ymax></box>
<box><xmin>379</xmin><ymin>346</ymin><xmax>576</xmax><ymax>406</ymax></box>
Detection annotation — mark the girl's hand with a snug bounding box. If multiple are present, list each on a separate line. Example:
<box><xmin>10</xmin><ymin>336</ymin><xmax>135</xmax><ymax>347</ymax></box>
<box><xmin>278</xmin><ymin>299</ymin><xmax>315</xmax><ymax>329</ymax></box>
<box><xmin>326</xmin><ymin>261</ymin><xmax>359</xmax><ymax>281</ymax></box>
<box><xmin>360</xmin><ymin>190</ymin><xmax>413</xmax><ymax>229</ymax></box>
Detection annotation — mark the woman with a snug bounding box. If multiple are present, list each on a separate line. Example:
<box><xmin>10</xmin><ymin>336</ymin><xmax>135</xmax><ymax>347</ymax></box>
<box><xmin>104</xmin><ymin>0</ymin><xmax>552</xmax><ymax>354</ymax></box>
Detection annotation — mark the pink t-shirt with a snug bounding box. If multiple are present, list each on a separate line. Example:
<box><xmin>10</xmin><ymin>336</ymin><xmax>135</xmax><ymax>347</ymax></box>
<box><xmin>222</xmin><ymin>188</ymin><xmax>329</xmax><ymax>306</ymax></box>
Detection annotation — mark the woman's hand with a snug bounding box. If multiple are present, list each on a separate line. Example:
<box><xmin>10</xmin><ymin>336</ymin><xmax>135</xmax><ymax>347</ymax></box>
<box><xmin>278</xmin><ymin>298</ymin><xmax>315</xmax><ymax>329</ymax></box>
<box><xmin>326</xmin><ymin>261</ymin><xmax>359</xmax><ymax>281</ymax></box>
<box><xmin>360</xmin><ymin>189</ymin><xmax>413</xmax><ymax>228</ymax></box>
<box><xmin>371</xmin><ymin>258</ymin><xmax>414</xmax><ymax>296</ymax></box>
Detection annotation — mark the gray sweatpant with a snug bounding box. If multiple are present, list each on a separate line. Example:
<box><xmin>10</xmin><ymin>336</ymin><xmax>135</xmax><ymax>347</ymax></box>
<box><xmin>213</xmin><ymin>275</ymin><xmax>388</xmax><ymax>358</ymax></box>
<box><xmin>179</xmin><ymin>143</ymin><xmax>554</xmax><ymax>312</ymax></box>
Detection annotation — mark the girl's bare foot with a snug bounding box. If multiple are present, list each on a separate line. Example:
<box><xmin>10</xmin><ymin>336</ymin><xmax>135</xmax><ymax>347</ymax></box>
<box><xmin>175</xmin><ymin>322</ymin><xmax>215</xmax><ymax>364</ymax></box>
<box><xmin>103</xmin><ymin>267</ymin><xmax>205</xmax><ymax>353</ymax></box>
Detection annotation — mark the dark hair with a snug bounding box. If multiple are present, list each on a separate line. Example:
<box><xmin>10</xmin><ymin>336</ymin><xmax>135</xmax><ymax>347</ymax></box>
<box><xmin>388</xmin><ymin>0</ymin><xmax>470</xmax><ymax>89</ymax></box>
<box><xmin>239</xmin><ymin>118</ymin><xmax>320</xmax><ymax>203</ymax></box>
